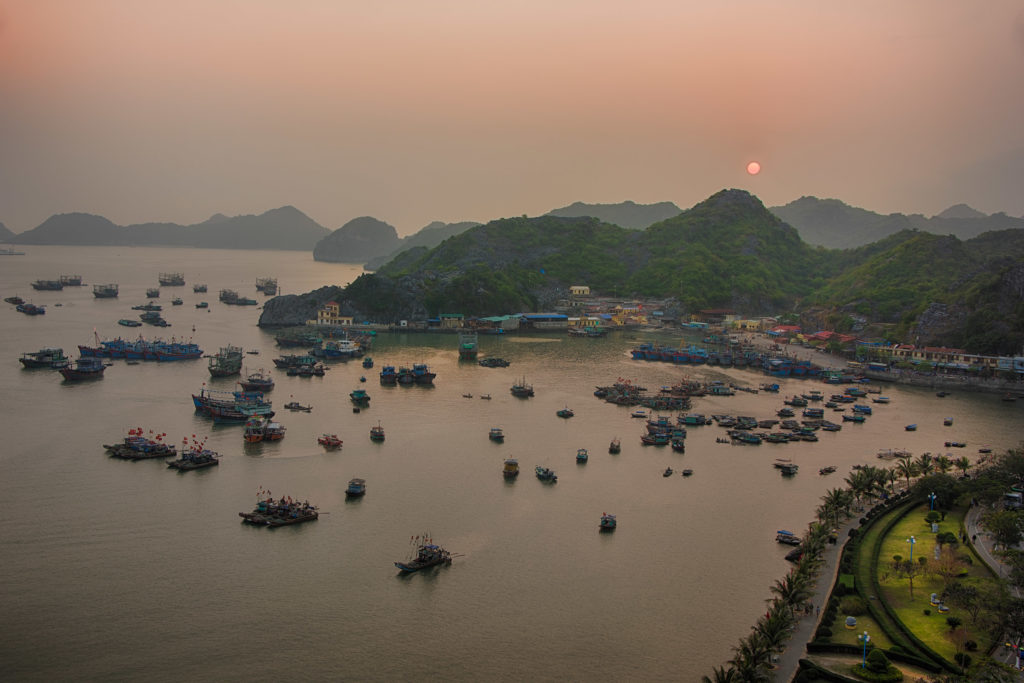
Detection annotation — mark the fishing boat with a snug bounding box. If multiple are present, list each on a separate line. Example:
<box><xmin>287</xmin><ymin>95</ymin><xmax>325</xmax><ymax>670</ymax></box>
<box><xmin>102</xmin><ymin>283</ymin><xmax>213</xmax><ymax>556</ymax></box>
<box><xmin>488</xmin><ymin>427</ymin><xmax>505</xmax><ymax>442</ymax></box>
<box><xmin>502</xmin><ymin>458</ymin><xmax>519</xmax><ymax>479</ymax></box>
<box><xmin>159</xmin><ymin>273</ymin><xmax>185</xmax><ymax>286</ymax></box>
<box><xmin>317</xmin><ymin>433</ymin><xmax>343</xmax><ymax>449</ymax></box>
<box><xmin>458</xmin><ymin>331</ymin><xmax>478</xmax><ymax>360</ymax></box>
<box><xmin>608</xmin><ymin>437</ymin><xmax>621</xmax><ymax>454</ymax></box>
<box><xmin>59</xmin><ymin>356</ymin><xmax>108</xmax><ymax>381</ymax></box>
<box><xmin>196</xmin><ymin>301</ymin><xmax>208</xmax><ymax>309</ymax></box>
<box><xmin>145</xmin><ymin>288</ymin><xmax>160</xmax><ymax>298</ymax></box>
<box><xmin>19</xmin><ymin>347</ymin><xmax>69</xmax><ymax>369</ymax></box>
<box><xmin>104</xmin><ymin>428</ymin><xmax>177</xmax><ymax>460</ymax></box>
<box><xmin>670</xmin><ymin>436</ymin><xmax>686</xmax><ymax>452</ymax></box>
<box><xmin>777</xmin><ymin>462</ymin><xmax>799</xmax><ymax>476</ymax></box>
<box><xmin>395</xmin><ymin>536</ymin><xmax>452</xmax><ymax>573</ymax></box>
<box><xmin>819</xmin><ymin>465</ymin><xmax>837</xmax><ymax>475</ymax></box>
<box><xmin>16</xmin><ymin>303</ymin><xmax>45</xmax><ymax>315</ymax></box>
<box><xmin>944</xmin><ymin>441</ymin><xmax>967</xmax><ymax>448</ymax></box>
<box><xmin>510</xmin><ymin>377</ymin><xmax>534</xmax><ymax>397</ymax></box>
<box><xmin>118</xmin><ymin>319</ymin><xmax>142</xmax><ymax>327</ymax></box>
<box><xmin>239</xmin><ymin>490</ymin><xmax>318</xmax><ymax>527</ymax></box>
<box><xmin>208</xmin><ymin>345</ymin><xmax>244</xmax><ymax>377</ymax></box>
<box><xmin>775</xmin><ymin>530</ymin><xmax>802</xmax><ymax>546</ymax></box>
<box><xmin>370</xmin><ymin>422</ymin><xmax>385</xmax><ymax>441</ymax></box>
<box><xmin>663</xmin><ymin>467</ymin><xmax>673</xmax><ymax>477</ymax></box>
<box><xmin>379</xmin><ymin>365</ymin><xmax>398</xmax><ymax>384</ymax></box>
<box><xmin>681</xmin><ymin>469</ymin><xmax>693</xmax><ymax>477</ymax></box>
<box><xmin>346</xmin><ymin>478</ymin><xmax>366</xmax><ymax>496</ymax></box>
<box><xmin>576</xmin><ymin>448</ymin><xmax>589</xmax><ymax>463</ymax></box>
<box><xmin>535</xmin><ymin>466</ymin><xmax>557</xmax><ymax>482</ymax></box>
<box><xmin>556</xmin><ymin>406</ymin><xmax>574</xmax><ymax>418</ymax></box>
<box><xmin>478</xmin><ymin>357</ymin><xmax>510</xmax><ymax>367</ymax></box>
<box><xmin>167</xmin><ymin>440</ymin><xmax>220</xmax><ymax>470</ymax></box>
<box><xmin>411</xmin><ymin>363</ymin><xmax>436</xmax><ymax>384</ymax></box>
<box><xmin>640</xmin><ymin>432</ymin><xmax>670</xmax><ymax>446</ymax></box>
<box><xmin>905</xmin><ymin>424</ymin><xmax>917</xmax><ymax>431</ymax></box>
<box><xmin>92</xmin><ymin>283</ymin><xmax>118</xmax><ymax>298</ymax></box>
<box><xmin>0</xmin><ymin>248</ymin><xmax>25</xmax><ymax>255</ymax></box>
<box><xmin>480</xmin><ymin>394</ymin><xmax>491</xmax><ymax>400</ymax></box>
<box><xmin>362</xmin><ymin>356</ymin><xmax>374</xmax><ymax>369</ymax></box>
<box><xmin>842</xmin><ymin>414</ymin><xmax>866</xmax><ymax>423</ymax></box>
<box><xmin>350</xmin><ymin>388</ymin><xmax>371</xmax><ymax>405</ymax></box>
<box><xmin>630</xmin><ymin>408</ymin><xmax>648</xmax><ymax>418</ymax></box>
<box><xmin>943</xmin><ymin>417</ymin><xmax>953</xmax><ymax>426</ymax></box>
<box><xmin>239</xmin><ymin>369</ymin><xmax>274</xmax><ymax>392</ymax></box>
<box><xmin>244</xmin><ymin>416</ymin><xmax>267</xmax><ymax>443</ymax></box>
<box><xmin>284</xmin><ymin>400</ymin><xmax>312</xmax><ymax>412</ymax></box>
<box><xmin>872</xmin><ymin>396</ymin><xmax>891</xmax><ymax>404</ymax></box>
<box><xmin>31</xmin><ymin>279</ymin><xmax>63</xmax><ymax>291</ymax></box>
<box><xmin>193</xmin><ymin>283</ymin><xmax>207</xmax><ymax>293</ymax></box>
<box><xmin>255</xmin><ymin>277</ymin><xmax>278</xmax><ymax>295</ymax></box>
<box><xmin>4</xmin><ymin>296</ymin><xmax>25</xmax><ymax>305</ymax></box>
<box><xmin>599</xmin><ymin>513</ymin><xmax>617</xmax><ymax>531</ymax></box>
<box><xmin>171</xmin><ymin>297</ymin><xmax>183</xmax><ymax>306</ymax></box>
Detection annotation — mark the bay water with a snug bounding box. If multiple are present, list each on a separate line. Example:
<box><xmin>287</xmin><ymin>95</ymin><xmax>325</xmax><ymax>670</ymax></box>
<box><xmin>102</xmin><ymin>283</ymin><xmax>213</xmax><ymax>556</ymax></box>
<box><xmin>1</xmin><ymin>247</ymin><xmax>1019</xmax><ymax>681</ymax></box>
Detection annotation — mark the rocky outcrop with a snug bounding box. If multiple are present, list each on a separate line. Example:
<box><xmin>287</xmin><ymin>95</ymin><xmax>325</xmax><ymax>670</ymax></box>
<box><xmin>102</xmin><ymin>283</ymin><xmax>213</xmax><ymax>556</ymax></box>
<box><xmin>313</xmin><ymin>217</ymin><xmax>401</xmax><ymax>263</ymax></box>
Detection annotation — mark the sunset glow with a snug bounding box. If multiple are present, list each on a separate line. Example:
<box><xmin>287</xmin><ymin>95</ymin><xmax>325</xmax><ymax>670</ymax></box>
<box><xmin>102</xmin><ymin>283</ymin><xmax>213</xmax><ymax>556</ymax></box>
<box><xmin>0</xmin><ymin>1</ymin><xmax>1022</xmax><ymax>232</ymax></box>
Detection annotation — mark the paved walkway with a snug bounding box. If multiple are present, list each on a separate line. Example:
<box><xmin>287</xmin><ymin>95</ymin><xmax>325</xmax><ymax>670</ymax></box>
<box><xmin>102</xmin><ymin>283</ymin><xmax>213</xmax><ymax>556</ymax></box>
<box><xmin>772</xmin><ymin>514</ymin><xmax>862</xmax><ymax>682</ymax></box>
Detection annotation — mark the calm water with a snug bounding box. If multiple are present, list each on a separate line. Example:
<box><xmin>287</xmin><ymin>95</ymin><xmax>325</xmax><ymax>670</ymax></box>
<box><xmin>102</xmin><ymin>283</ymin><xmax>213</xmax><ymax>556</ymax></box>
<box><xmin>1</xmin><ymin>246</ymin><xmax>1020</xmax><ymax>681</ymax></box>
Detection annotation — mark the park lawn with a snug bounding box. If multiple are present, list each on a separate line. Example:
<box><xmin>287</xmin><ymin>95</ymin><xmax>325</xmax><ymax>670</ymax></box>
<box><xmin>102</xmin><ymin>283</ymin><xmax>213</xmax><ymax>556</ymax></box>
<box><xmin>827</xmin><ymin>611</ymin><xmax>894</xmax><ymax>649</ymax></box>
<box><xmin>877</xmin><ymin>505</ymin><xmax>998</xmax><ymax>663</ymax></box>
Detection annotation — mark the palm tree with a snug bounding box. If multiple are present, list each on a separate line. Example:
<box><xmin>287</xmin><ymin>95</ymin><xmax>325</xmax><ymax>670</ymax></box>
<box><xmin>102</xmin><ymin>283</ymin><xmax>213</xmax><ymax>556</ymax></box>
<box><xmin>732</xmin><ymin>632</ymin><xmax>772</xmax><ymax>682</ymax></box>
<box><xmin>886</xmin><ymin>467</ymin><xmax>899</xmax><ymax>493</ymax></box>
<box><xmin>755</xmin><ymin>601</ymin><xmax>796</xmax><ymax>654</ymax></box>
<box><xmin>955</xmin><ymin>456</ymin><xmax>972</xmax><ymax>478</ymax></box>
<box><xmin>770</xmin><ymin>571</ymin><xmax>814</xmax><ymax>609</ymax></box>
<box><xmin>896</xmin><ymin>456</ymin><xmax>919</xmax><ymax>489</ymax></box>
<box><xmin>844</xmin><ymin>469</ymin><xmax>871</xmax><ymax>507</ymax></box>
<box><xmin>820</xmin><ymin>488</ymin><xmax>847</xmax><ymax>527</ymax></box>
<box><xmin>916</xmin><ymin>452</ymin><xmax>934</xmax><ymax>477</ymax></box>
<box><xmin>700</xmin><ymin>665</ymin><xmax>739</xmax><ymax>683</ymax></box>
<box><xmin>935</xmin><ymin>454</ymin><xmax>953</xmax><ymax>474</ymax></box>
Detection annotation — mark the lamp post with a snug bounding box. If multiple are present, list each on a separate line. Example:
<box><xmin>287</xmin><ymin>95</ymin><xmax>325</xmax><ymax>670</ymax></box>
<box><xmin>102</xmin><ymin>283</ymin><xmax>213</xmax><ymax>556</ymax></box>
<box><xmin>907</xmin><ymin>535</ymin><xmax>916</xmax><ymax>563</ymax></box>
<box><xmin>859</xmin><ymin>631</ymin><xmax>870</xmax><ymax>668</ymax></box>
<box><xmin>929</xmin><ymin>492</ymin><xmax>936</xmax><ymax>510</ymax></box>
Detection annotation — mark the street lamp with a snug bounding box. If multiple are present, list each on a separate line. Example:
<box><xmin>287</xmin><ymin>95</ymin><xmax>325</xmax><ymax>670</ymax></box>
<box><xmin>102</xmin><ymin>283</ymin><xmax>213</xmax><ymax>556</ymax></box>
<box><xmin>859</xmin><ymin>631</ymin><xmax>871</xmax><ymax>668</ymax></box>
<box><xmin>907</xmin><ymin>535</ymin><xmax>916</xmax><ymax>563</ymax></box>
<box><xmin>929</xmin><ymin>492</ymin><xmax>936</xmax><ymax>510</ymax></box>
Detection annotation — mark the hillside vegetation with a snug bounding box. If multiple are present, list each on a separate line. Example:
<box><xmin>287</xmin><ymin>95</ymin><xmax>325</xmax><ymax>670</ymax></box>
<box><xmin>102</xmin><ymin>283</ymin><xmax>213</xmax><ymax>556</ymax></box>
<box><xmin>261</xmin><ymin>190</ymin><xmax>1024</xmax><ymax>355</ymax></box>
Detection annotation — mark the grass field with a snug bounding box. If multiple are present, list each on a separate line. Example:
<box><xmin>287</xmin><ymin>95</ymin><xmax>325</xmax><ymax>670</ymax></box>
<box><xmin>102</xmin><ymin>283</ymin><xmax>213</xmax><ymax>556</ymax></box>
<box><xmin>876</xmin><ymin>504</ymin><xmax>995</xmax><ymax>663</ymax></box>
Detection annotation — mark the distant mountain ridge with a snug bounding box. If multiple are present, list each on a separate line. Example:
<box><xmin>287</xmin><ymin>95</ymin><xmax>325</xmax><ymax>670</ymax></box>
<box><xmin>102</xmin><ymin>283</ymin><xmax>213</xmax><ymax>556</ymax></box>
<box><xmin>363</xmin><ymin>220</ymin><xmax>482</xmax><ymax>270</ymax></box>
<box><xmin>546</xmin><ymin>200</ymin><xmax>683</xmax><ymax>230</ymax></box>
<box><xmin>313</xmin><ymin>216</ymin><xmax>401</xmax><ymax>263</ymax></box>
<box><xmin>769</xmin><ymin>196</ymin><xmax>1024</xmax><ymax>249</ymax></box>
<box><xmin>8</xmin><ymin>206</ymin><xmax>329</xmax><ymax>250</ymax></box>
<box><xmin>0</xmin><ymin>221</ymin><xmax>16</xmax><ymax>242</ymax></box>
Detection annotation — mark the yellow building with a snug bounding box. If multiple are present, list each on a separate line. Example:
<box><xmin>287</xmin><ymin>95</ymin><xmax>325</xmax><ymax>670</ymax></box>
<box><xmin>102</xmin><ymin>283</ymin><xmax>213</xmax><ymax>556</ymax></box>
<box><xmin>310</xmin><ymin>301</ymin><xmax>353</xmax><ymax>326</ymax></box>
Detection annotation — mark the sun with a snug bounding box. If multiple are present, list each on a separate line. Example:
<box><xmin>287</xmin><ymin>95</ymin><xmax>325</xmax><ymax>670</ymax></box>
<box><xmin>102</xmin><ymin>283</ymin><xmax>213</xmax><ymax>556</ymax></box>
<box><xmin>746</xmin><ymin>161</ymin><xmax>761</xmax><ymax>175</ymax></box>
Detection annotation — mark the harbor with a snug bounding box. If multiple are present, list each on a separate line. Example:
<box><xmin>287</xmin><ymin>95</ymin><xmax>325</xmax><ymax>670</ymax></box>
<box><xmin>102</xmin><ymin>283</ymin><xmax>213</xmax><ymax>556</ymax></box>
<box><xmin>1</xmin><ymin>245</ymin><xmax>1020</xmax><ymax>681</ymax></box>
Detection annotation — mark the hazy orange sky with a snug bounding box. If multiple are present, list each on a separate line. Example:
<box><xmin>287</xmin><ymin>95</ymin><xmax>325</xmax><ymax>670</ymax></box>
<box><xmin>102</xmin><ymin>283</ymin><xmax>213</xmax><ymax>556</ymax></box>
<box><xmin>2</xmin><ymin>1</ymin><xmax>1023</xmax><ymax>235</ymax></box>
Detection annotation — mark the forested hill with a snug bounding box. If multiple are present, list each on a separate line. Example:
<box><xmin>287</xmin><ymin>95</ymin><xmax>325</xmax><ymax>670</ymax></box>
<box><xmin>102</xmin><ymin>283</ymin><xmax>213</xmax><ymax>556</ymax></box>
<box><xmin>261</xmin><ymin>188</ymin><xmax>1024</xmax><ymax>354</ymax></box>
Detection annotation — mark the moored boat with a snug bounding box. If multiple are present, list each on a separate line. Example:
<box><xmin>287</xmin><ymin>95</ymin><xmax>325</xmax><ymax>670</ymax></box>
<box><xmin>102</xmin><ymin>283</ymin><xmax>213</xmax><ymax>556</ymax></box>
<box><xmin>240</xmin><ymin>369</ymin><xmax>274</xmax><ymax>392</ymax></box>
<box><xmin>370</xmin><ymin>422</ymin><xmax>385</xmax><ymax>441</ymax></box>
<box><xmin>819</xmin><ymin>465</ymin><xmax>837</xmax><ymax>475</ymax></box>
<box><xmin>92</xmin><ymin>283</ymin><xmax>118</xmax><ymax>298</ymax></box>
<box><xmin>608</xmin><ymin>437</ymin><xmax>621</xmax><ymax>454</ymax></box>
<box><xmin>535</xmin><ymin>466</ymin><xmax>557</xmax><ymax>482</ymax></box>
<box><xmin>167</xmin><ymin>440</ymin><xmax>220</xmax><ymax>470</ymax></box>
<box><xmin>346</xmin><ymin>478</ymin><xmax>366</xmax><ymax>496</ymax></box>
<box><xmin>599</xmin><ymin>513</ymin><xmax>617</xmax><ymax>531</ymax></box>
<box><xmin>193</xmin><ymin>283</ymin><xmax>207</xmax><ymax>293</ymax></box>
<box><xmin>145</xmin><ymin>288</ymin><xmax>160</xmax><ymax>298</ymax></box>
<box><xmin>239</xmin><ymin>490</ymin><xmax>318</xmax><ymax>527</ymax></box>
<box><xmin>59</xmin><ymin>356</ymin><xmax>108</xmax><ymax>380</ymax></box>
<box><xmin>502</xmin><ymin>458</ymin><xmax>519</xmax><ymax>479</ymax></box>
<box><xmin>489</xmin><ymin>427</ymin><xmax>505</xmax><ymax>442</ymax></box>
<box><xmin>776</xmin><ymin>530</ymin><xmax>801</xmax><ymax>545</ymax></box>
<box><xmin>208</xmin><ymin>345</ymin><xmax>244</xmax><ymax>377</ymax></box>
<box><xmin>19</xmin><ymin>347</ymin><xmax>69</xmax><ymax>369</ymax></box>
<box><xmin>31</xmin><ymin>279</ymin><xmax>63</xmax><ymax>291</ymax></box>
<box><xmin>458</xmin><ymin>331</ymin><xmax>478</xmax><ymax>360</ymax></box>
<box><xmin>510</xmin><ymin>377</ymin><xmax>534</xmax><ymax>397</ymax></box>
<box><xmin>16</xmin><ymin>302</ymin><xmax>45</xmax><ymax>315</ymax></box>
<box><xmin>556</xmin><ymin>406</ymin><xmax>574</xmax><ymax>418</ymax></box>
<box><xmin>196</xmin><ymin>301</ymin><xmax>208</xmax><ymax>309</ymax></box>
<box><xmin>663</xmin><ymin>467</ymin><xmax>673</xmax><ymax>477</ymax></box>
<box><xmin>285</xmin><ymin>401</ymin><xmax>312</xmax><ymax>412</ymax></box>
<box><xmin>158</xmin><ymin>272</ymin><xmax>185</xmax><ymax>286</ymax></box>
<box><xmin>576</xmin><ymin>447</ymin><xmax>589</xmax><ymax>463</ymax></box>
<box><xmin>395</xmin><ymin>536</ymin><xmax>452</xmax><ymax>573</ymax></box>
<box><xmin>255</xmin><ymin>277</ymin><xmax>277</xmax><ymax>295</ymax></box>
<box><xmin>118</xmin><ymin>319</ymin><xmax>142</xmax><ymax>327</ymax></box>
<box><xmin>350</xmin><ymin>388</ymin><xmax>370</xmax><ymax>405</ymax></box>
<box><xmin>317</xmin><ymin>433</ymin><xmax>343</xmax><ymax>449</ymax></box>
<box><xmin>905</xmin><ymin>423</ymin><xmax>917</xmax><ymax>431</ymax></box>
